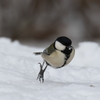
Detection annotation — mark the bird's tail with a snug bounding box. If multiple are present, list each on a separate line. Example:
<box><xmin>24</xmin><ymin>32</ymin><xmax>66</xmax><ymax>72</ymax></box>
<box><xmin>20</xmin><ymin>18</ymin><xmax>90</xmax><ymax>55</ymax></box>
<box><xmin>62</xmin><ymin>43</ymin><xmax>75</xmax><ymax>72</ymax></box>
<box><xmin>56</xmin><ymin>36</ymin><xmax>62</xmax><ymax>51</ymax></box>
<box><xmin>33</xmin><ymin>52</ymin><xmax>42</xmax><ymax>55</ymax></box>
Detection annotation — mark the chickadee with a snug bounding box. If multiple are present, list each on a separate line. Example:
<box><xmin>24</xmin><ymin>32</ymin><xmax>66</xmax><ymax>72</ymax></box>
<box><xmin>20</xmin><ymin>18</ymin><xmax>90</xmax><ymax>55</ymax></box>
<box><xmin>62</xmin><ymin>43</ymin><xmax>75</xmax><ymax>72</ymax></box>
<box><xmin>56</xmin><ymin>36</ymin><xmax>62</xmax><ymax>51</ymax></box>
<box><xmin>34</xmin><ymin>36</ymin><xmax>75</xmax><ymax>82</ymax></box>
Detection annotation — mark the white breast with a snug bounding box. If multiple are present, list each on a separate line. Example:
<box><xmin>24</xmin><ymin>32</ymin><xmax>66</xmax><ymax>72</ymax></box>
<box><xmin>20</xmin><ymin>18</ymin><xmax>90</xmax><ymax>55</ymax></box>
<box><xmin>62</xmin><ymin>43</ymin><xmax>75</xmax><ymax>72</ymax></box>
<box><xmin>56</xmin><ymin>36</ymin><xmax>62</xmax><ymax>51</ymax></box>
<box><xmin>42</xmin><ymin>50</ymin><xmax>65</xmax><ymax>68</ymax></box>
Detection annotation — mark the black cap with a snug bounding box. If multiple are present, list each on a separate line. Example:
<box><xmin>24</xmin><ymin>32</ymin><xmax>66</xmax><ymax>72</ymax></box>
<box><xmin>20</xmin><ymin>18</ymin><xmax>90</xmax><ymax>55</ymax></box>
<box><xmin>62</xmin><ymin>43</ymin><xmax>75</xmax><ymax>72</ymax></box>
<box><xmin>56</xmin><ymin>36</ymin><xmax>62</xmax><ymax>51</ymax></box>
<box><xmin>56</xmin><ymin>36</ymin><xmax>72</xmax><ymax>46</ymax></box>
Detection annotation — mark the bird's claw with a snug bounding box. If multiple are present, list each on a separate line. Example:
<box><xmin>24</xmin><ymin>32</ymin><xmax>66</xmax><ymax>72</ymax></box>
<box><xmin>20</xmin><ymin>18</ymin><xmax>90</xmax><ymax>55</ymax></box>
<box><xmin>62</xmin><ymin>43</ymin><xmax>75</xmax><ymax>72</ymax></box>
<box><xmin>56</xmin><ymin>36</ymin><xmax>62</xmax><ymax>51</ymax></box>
<box><xmin>37</xmin><ymin>72</ymin><xmax>44</xmax><ymax>83</ymax></box>
<box><xmin>37</xmin><ymin>62</ymin><xmax>45</xmax><ymax>83</ymax></box>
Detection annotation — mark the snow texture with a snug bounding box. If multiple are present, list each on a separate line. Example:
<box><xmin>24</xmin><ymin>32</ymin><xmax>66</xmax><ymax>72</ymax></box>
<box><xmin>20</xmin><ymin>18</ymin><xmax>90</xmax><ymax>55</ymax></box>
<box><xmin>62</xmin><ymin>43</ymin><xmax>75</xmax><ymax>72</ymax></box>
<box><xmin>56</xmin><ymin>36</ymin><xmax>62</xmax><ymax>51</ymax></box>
<box><xmin>0</xmin><ymin>37</ymin><xmax>100</xmax><ymax>100</ymax></box>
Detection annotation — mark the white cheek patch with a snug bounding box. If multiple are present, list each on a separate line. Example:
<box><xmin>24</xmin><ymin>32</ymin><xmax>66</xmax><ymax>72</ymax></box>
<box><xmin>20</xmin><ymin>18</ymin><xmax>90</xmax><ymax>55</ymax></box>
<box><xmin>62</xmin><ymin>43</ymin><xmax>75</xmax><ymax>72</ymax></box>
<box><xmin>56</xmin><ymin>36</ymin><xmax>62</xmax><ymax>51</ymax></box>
<box><xmin>55</xmin><ymin>41</ymin><xmax>66</xmax><ymax>51</ymax></box>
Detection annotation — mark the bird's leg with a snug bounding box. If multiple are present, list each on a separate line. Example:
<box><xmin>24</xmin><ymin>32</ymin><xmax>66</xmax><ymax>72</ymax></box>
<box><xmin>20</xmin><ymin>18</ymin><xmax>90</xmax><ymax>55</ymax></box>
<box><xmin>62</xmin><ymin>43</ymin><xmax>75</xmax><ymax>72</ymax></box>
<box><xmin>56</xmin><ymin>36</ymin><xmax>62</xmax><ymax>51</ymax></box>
<box><xmin>37</xmin><ymin>62</ymin><xmax>48</xmax><ymax>83</ymax></box>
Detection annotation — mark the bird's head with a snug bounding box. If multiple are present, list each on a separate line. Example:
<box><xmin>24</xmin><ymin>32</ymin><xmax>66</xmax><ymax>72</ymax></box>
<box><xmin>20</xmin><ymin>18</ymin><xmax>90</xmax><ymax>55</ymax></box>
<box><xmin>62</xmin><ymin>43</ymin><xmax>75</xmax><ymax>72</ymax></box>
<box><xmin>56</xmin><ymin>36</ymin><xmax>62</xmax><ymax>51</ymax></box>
<box><xmin>54</xmin><ymin>36</ymin><xmax>72</xmax><ymax>51</ymax></box>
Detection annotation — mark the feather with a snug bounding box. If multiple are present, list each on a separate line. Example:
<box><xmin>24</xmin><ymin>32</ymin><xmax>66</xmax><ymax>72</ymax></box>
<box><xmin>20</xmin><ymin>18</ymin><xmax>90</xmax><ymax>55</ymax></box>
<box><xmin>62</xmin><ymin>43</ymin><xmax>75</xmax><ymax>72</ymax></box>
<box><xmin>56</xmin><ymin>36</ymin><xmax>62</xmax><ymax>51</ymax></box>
<box><xmin>34</xmin><ymin>52</ymin><xmax>42</xmax><ymax>55</ymax></box>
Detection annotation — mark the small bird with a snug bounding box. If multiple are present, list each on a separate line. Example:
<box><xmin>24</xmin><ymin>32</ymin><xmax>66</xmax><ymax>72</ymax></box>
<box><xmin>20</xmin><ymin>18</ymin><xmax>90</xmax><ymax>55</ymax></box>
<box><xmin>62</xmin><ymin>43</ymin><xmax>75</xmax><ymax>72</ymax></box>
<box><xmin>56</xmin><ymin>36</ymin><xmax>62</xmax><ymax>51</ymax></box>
<box><xmin>34</xmin><ymin>36</ymin><xmax>75</xmax><ymax>82</ymax></box>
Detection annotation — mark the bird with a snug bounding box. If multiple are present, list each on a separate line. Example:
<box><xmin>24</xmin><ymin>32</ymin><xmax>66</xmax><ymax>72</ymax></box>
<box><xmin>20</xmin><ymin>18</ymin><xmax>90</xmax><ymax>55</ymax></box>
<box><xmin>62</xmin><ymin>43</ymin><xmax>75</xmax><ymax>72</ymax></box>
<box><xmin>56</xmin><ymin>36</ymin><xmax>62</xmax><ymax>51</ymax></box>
<box><xmin>34</xmin><ymin>36</ymin><xmax>75</xmax><ymax>82</ymax></box>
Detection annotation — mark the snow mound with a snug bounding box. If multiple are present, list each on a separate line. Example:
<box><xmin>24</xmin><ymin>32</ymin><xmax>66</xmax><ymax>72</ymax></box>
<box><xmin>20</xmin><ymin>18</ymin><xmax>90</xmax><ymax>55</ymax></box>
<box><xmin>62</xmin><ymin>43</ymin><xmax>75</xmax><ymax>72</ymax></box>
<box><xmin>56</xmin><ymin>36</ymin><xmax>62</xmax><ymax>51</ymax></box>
<box><xmin>0</xmin><ymin>37</ymin><xmax>100</xmax><ymax>100</ymax></box>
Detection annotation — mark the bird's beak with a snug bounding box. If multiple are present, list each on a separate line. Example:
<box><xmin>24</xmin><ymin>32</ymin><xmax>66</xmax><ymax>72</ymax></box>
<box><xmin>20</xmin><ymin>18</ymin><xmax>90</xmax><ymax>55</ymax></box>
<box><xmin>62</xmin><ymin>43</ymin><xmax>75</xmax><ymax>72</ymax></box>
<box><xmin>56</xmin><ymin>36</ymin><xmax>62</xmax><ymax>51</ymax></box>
<box><xmin>67</xmin><ymin>46</ymin><xmax>72</xmax><ymax>50</ymax></box>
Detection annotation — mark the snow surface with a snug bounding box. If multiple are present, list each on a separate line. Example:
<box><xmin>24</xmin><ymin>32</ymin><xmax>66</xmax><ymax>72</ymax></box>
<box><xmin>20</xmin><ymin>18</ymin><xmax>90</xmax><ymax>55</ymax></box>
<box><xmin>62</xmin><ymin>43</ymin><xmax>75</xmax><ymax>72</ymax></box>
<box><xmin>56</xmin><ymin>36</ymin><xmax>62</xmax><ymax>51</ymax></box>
<box><xmin>0</xmin><ymin>37</ymin><xmax>100</xmax><ymax>100</ymax></box>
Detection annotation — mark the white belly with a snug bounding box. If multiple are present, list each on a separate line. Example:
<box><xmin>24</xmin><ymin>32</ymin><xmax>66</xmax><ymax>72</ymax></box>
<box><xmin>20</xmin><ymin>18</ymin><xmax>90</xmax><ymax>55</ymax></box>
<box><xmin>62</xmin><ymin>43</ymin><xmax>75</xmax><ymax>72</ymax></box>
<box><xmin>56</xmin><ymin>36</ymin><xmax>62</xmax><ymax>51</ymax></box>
<box><xmin>42</xmin><ymin>50</ymin><xmax>65</xmax><ymax>68</ymax></box>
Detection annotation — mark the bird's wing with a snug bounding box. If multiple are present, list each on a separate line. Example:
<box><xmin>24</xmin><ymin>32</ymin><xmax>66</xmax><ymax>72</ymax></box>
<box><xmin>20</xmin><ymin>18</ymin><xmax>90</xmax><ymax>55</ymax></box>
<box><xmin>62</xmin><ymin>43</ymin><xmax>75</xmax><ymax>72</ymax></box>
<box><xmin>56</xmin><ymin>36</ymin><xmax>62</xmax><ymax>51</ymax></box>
<box><xmin>33</xmin><ymin>52</ymin><xmax>42</xmax><ymax>55</ymax></box>
<box><xmin>43</xmin><ymin>43</ymin><xmax>55</xmax><ymax>55</ymax></box>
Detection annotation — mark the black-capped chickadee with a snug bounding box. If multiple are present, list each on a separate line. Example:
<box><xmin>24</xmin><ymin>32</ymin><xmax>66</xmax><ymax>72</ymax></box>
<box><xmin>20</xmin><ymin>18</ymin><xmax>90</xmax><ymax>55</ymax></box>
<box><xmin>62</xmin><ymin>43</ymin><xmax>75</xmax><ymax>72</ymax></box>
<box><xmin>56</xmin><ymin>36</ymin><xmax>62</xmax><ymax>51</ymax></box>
<box><xmin>34</xmin><ymin>36</ymin><xmax>75</xmax><ymax>82</ymax></box>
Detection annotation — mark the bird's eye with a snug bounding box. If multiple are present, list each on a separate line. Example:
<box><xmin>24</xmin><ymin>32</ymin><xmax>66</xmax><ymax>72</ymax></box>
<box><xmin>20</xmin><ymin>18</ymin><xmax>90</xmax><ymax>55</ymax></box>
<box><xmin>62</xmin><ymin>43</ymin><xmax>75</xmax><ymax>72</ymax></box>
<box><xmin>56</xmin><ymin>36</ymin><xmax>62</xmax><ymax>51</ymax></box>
<box><xmin>68</xmin><ymin>46</ymin><xmax>72</xmax><ymax>50</ymax></box>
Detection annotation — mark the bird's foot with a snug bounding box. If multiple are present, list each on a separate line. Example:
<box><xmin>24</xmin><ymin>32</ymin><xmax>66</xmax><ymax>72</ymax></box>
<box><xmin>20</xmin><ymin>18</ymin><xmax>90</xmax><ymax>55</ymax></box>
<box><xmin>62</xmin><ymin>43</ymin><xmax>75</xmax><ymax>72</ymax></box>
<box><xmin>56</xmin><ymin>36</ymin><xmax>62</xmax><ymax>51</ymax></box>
<box><xmin>37</xmin><ymin>62</ymin><xmax>45</xmax><ymax>83</ymax></box>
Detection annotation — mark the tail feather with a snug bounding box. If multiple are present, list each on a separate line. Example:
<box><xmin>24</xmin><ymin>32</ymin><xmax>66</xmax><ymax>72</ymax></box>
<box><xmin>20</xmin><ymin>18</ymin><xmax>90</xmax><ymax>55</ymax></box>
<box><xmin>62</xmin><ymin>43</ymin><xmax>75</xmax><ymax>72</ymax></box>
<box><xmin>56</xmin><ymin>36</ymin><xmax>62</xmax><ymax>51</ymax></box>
<box><xmin>33</xmin><ymin>52</ymin><xmax>42</xmax><ymax>55</ymax></box>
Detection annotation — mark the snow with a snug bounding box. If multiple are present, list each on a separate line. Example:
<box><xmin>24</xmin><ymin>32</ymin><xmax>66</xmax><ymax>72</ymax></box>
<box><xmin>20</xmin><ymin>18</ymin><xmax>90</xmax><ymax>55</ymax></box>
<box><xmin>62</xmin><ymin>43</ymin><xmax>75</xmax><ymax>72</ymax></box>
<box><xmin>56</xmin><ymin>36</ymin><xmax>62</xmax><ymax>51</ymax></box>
<box><xmin>0</xmin><ymin>37</ymin><xmax>100</xmax><ymax>100</ymax></box>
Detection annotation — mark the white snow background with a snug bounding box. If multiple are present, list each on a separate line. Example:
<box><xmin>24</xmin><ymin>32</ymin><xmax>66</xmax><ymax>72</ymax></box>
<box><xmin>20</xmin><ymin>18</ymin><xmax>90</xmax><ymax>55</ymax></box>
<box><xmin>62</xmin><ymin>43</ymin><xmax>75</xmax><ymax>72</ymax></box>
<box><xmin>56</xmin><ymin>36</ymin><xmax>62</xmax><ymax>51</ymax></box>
<box><xmin>0</xmin><ymin>37</ymin><xmax>100</xmax><ymax>100</ymax></box>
